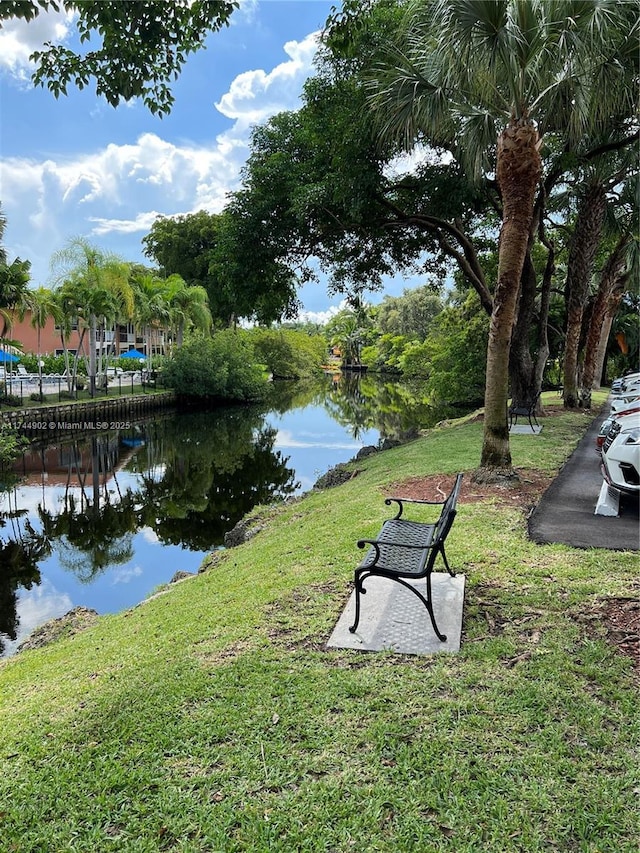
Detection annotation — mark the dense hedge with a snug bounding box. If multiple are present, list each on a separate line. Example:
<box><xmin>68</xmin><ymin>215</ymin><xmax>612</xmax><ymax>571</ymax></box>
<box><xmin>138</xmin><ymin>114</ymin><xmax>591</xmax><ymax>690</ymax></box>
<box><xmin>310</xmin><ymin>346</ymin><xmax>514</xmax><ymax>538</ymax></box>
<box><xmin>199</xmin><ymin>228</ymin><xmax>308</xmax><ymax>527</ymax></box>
<box><xmin>163</xmin><ymin>332</ymin><xmax>267</xmax><ymax>401</ymax></box>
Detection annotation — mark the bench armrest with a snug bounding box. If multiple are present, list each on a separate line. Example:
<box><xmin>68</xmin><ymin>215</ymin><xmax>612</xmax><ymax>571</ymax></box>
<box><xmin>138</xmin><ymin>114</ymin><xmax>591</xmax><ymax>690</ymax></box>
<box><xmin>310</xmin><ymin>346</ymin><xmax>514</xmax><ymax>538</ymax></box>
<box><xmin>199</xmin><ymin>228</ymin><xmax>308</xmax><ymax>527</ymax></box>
<box><xmin>357</xmin><ymin>537</ymin><xmax>434</xmax><ymax>552</ymax></box>
<box><xmin>384</xmin><ymin>496</ymin><xmax>443</xmax><ymax>520</ymax></box>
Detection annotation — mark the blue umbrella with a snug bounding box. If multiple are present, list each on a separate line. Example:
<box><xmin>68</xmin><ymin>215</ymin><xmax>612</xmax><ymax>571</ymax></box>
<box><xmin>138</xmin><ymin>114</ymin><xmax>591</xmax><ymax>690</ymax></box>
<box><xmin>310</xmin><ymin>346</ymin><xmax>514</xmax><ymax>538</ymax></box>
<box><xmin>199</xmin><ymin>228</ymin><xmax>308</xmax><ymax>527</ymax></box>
<box><xmin>120</xmin><ymin>349</ymin><xmax>146</xmax><ymax>359</ymax></box>
<box><xmin>0</xmin><ymin>349</ymin><xmax>20</xmax><ymax>363</ymax></box>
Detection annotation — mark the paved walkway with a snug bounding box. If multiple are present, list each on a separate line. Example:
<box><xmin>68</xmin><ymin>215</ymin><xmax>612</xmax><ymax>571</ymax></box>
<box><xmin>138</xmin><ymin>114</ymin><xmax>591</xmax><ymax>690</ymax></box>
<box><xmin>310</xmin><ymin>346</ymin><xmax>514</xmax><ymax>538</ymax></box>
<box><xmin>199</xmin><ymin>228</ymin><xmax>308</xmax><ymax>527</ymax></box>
<box><xmin>528</xmin><ymin>408</ymin><xmax>639</xmax><ymax>551</ymax></box>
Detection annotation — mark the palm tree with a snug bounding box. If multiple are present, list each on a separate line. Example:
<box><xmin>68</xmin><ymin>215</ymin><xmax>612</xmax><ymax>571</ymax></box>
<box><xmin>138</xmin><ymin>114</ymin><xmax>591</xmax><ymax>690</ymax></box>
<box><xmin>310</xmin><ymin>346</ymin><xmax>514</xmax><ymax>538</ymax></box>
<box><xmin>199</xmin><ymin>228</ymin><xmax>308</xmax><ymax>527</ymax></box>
<box><xmin>51</xmin><ymin>238</ymin><xmax>133</xmax><ymax>395</ymax></box>
<box><xmin>0</xmin><ymin>205</ymin><xmax>32</xmax><ymax>340</ymax></box>
<box><xmin>24</xmin><ymin>287</ymin><xmax>61</xmax><ymax>396</ymax></box>
<box><xmin>327</xmin><ymin>310</ymin><xmax>366</xmax><ymax>367</ymax></box>
<box><xmin>132</xmin><ymin>272</ymin><xmax>170</xmax><ymax>371</ymax></box>
<box><xmin>364</xmin><ymin>0</ymin><xmax>638</xmax><ymax>480</ymax></box>
<box><xmin>165</xmin><ymin>275</ymin><xmax>211</xmax><ymax>349</ymax></box>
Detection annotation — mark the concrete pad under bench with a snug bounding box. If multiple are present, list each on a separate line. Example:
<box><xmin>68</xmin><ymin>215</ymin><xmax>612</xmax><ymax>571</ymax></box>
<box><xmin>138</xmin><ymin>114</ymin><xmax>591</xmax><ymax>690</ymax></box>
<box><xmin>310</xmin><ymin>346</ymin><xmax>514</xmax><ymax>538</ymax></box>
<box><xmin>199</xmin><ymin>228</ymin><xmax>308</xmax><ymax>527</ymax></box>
<box><xmin>327</xmin><ymin>572</ymin><xmax>465</xmax><ymax>656</ymax></box>
<box><xmin>509</xmin><ymin>424</ymin><xmax>543</xmax><ymax>434</ymax></box>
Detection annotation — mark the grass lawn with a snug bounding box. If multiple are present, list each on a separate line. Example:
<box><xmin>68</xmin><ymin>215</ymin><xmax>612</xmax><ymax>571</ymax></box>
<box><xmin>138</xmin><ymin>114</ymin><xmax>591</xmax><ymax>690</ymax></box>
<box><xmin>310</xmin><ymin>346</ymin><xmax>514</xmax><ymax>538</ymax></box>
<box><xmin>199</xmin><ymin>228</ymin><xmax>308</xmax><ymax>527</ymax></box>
<box><xmin>0</xmin><ymin>393</ymin><xmax>637</xmax><ymax>852</ymax></box>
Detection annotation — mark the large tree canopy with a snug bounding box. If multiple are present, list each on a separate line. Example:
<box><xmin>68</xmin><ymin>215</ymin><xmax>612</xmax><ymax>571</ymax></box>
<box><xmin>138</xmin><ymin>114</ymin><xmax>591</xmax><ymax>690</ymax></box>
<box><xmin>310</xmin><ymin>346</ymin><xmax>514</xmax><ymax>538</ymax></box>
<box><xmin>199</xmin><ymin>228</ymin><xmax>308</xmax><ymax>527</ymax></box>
<box><xmin>0</xmin><ymin>0</ymin><xmax>238</xmax><ymax>115</ymax></box>
<box><xmin>355</xmin><ymin>0</ymin><xmax>638</xmax><ymax>478</ymax></box>
<box><xmin>143</xmin><ymin>209</ymin><xmax>300</xmax><ymax>326</ymax></box>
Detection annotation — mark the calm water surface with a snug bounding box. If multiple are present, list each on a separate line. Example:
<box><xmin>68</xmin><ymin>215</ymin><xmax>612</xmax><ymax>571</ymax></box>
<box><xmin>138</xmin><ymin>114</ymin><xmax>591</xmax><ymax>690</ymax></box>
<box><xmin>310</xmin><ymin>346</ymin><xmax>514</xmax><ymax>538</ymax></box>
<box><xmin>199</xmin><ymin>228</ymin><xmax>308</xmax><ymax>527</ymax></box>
<box><xmin>0</xmin><ymin>375</ymin><xmax>452</xmax><ymax>655</ymax></box>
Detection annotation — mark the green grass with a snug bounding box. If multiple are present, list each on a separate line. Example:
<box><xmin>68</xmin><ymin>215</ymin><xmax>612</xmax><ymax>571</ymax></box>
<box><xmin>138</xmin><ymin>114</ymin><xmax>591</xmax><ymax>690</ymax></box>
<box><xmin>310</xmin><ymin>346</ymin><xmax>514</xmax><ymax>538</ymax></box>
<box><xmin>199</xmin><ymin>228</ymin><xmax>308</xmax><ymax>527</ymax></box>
<box><xmin>1</xmin><ymin>392</ymin><xmax>638</xmax><ymax>852</ymax></box>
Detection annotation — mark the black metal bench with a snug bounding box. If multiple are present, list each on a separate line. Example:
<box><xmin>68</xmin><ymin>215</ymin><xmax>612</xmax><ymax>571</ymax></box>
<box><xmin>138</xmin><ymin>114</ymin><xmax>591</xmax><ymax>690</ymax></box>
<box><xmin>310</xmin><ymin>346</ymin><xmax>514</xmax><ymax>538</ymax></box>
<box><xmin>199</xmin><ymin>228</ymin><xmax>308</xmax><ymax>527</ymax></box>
<box><xmin>508</xmin><ymin>390</ymin><xmax>541</xmax><ymax>431</ymax></box>
<box><xmin>349</xmin><ymin>473</ymin><xmax>463</xmax><ymax>642</ymax></box>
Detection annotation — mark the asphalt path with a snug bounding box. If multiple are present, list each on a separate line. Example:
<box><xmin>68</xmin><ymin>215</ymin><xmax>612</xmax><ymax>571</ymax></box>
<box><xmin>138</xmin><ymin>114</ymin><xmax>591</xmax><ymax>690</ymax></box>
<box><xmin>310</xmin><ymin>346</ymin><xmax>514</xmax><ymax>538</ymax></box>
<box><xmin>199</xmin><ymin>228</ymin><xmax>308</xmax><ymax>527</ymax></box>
<box><xmin>528</xmin><ymin>408</ymin><xmax>639</xmax><ymax>551</ymax></box>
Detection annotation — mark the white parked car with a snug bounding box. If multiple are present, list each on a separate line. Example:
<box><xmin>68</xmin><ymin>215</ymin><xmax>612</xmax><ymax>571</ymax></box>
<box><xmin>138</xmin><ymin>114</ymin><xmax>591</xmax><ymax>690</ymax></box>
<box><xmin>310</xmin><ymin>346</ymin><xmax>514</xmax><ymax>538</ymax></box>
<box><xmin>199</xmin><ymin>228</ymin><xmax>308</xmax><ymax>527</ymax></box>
<box><xmin>596</xmin><ymin>404</ymin><xmax>640</xmax><ymax>454</ymax></box>
<box><xmin>610</xmin><ymin>392</ymin><xmax>640</xmax><ymax>413</ymax></box>
<box><xmin>601</xmin><ymin>411</ymin><xmax>640</xmax><ymax>496</ymax></box>
<box><xmin>611</xmin><ymin>372</ymin><xmax>640</xmax><ymax>394</ymax></box>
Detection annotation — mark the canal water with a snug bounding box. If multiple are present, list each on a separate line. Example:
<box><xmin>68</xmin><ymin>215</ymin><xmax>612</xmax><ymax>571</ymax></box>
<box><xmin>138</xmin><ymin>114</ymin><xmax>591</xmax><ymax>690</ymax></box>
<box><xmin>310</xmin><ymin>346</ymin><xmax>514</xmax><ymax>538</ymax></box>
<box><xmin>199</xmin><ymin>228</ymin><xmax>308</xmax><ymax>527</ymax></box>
<box><xmin>0</xmin><ymin>375</ymin><xmax>453</xmax><ymax>656</ymax></box>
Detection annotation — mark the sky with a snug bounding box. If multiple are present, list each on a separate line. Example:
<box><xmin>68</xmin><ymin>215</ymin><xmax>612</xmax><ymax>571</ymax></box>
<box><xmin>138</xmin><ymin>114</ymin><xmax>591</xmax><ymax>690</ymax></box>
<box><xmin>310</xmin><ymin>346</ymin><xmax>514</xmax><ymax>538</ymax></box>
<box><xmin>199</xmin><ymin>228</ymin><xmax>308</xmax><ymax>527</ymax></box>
<box><xmin>0</xmin><ymin>0</ymin><xmax>415</xmax><ymax>323</ymax></box>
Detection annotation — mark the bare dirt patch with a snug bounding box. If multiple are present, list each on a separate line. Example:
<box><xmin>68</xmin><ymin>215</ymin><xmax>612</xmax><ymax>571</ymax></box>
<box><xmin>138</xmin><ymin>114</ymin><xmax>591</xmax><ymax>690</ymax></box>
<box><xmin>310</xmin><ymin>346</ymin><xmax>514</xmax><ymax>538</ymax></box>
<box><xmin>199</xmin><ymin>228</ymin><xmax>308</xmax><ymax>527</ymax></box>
<box><xmin>386</xmin><ymin>468</ymin><xmax>554</xmax><ymax>510</ymax></box>
<box><xmin>579</xmin><ymin>595</ymin><xmax>640</xmax><ymax>683</ymax></box>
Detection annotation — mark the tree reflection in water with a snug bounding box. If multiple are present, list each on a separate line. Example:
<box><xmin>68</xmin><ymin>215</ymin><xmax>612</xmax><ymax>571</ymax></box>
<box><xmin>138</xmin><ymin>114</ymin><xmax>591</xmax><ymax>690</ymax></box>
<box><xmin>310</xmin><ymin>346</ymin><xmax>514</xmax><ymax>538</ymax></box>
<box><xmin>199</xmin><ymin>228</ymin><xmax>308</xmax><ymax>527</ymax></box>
<box><xmin>0</xmin><ymin>405</ymin><xmax>298</xmax><ymax>650</ymax></box>
<box><xmin>0</xmin><ymin>486</ymin><xmax>50</xmax><ymax>655</ymax></box>
<box><xmin>128</xmin><ymin>408</ymin><xmax>299</xmax><ymax>550</ymax></box>
<box><xmin>323</xmin><ymin>372</ymin><xmax>457</xmax><ymax>441</ymax></box>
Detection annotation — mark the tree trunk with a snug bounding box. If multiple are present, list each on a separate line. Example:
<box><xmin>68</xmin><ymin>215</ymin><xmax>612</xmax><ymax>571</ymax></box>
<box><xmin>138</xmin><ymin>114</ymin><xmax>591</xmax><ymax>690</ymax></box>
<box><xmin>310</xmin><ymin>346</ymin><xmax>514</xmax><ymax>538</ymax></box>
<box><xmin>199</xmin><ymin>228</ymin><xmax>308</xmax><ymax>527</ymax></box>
<box><xmin>594</xmin><ymin>314</ymin><xmax>614</xmax><ymax>388</ymax></box>
<box><xmin>89</xmin><ymin>314</ymin><xmax>97</xmax><ymax>397</ymax></box>
<box><xmin>562</xmin><ymin>182</ymin><xmax>607</xmax><ymax>408</ymax></box>
<box><xmin>508</xmin><ymin>251</ymin><xmax>537</xmax><ymax>408</ymax></box>
<box><xmin>477</xmin><ymin>120</ymin><xmax>541</xmax><ymax>482</ymax></box>
<box><xmin>532</xmin><ymin>238</ymin><xmax>554</xmax><ymax>401</ymax></box>
<box><xmin>598</xmin><ymin>288</ymin><xmax>627</xmax><ymax>387</ymax></box>
<box><xmin>580</xmin><ymin>234</ymin><xmax>630</xmax><ymax>403</ymax></box>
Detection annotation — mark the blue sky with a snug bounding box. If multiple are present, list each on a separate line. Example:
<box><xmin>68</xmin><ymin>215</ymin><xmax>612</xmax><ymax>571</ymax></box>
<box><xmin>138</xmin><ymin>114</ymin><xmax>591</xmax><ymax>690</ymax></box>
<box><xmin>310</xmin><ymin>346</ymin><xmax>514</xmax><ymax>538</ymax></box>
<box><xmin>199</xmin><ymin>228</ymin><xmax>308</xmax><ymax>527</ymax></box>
<box><xmin>0</xmin><ymin>0</ymin><xmax>413</xmax><ymax>322</ymax></box>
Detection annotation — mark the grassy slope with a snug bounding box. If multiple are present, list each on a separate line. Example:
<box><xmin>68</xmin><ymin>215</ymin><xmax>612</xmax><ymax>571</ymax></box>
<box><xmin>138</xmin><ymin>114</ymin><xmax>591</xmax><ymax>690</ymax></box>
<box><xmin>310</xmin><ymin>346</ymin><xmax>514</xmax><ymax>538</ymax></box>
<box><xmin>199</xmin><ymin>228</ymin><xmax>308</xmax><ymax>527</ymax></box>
<box><xmin>0</xmin><ymin>394</ymin><xmax>638</xmax><ymax>852</ymax></box>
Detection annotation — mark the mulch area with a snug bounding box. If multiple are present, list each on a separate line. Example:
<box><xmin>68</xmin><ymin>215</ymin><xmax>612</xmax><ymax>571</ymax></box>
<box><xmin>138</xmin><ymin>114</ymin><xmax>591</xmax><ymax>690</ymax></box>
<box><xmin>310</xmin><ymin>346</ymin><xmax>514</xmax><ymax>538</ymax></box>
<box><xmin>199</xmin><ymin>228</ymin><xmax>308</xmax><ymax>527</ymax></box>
<box><xmin>388</xmin><ymin>471</ymin><xmax>639</xmax><ymax>682</ymax></box>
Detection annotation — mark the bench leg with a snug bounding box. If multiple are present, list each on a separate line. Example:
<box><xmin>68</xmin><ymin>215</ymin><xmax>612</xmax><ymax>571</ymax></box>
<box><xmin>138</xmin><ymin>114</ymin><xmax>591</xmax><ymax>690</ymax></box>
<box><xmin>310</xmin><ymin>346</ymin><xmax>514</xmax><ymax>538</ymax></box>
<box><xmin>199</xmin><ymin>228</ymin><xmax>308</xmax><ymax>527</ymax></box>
<box><xmin>349</xmin><ymin>570</ymin><xmax>366</xmax><ymax>633</ymax></box>
<box><xmin>423</xmin><ymin>572</ymin><xmax>447</xmax><ymax>642</ymax></box>
<box><xmin>349</xmin><ymin>570</ymin><xmax>447</xmax><ymax>642</ymax></box>
<box><xmin>438</xmin><ymin>544</ymin><xmax>456</xmax><ymax>578</ymax></box>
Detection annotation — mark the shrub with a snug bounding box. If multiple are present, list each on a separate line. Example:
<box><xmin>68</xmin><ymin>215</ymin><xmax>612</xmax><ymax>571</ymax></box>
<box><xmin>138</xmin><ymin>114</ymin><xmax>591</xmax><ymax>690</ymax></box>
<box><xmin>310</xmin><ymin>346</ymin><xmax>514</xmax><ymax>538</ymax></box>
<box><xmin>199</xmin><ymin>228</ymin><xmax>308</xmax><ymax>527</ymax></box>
<box><xmin>163</xmin><ymin>332</ymin><xmax>267</xmax><ymax>401</ymax></box>
<box><xmin>0</xmin><ymin>425</ymin><xmax>28</xmax><ymax>466</ymax></box>
<box><xmin>2</xmin><ymin>394</ymin><xmax>23</xmax><ymax>407</ymax></box>
<box><xmin>19</xmin><ymin>353</ymin><xmax>71</xmax><ymax>375</ymax></box>
<box><xmin>248</xmin><ymin>329</ymin><xmax>326</xmax><ymax>379</ymax></box>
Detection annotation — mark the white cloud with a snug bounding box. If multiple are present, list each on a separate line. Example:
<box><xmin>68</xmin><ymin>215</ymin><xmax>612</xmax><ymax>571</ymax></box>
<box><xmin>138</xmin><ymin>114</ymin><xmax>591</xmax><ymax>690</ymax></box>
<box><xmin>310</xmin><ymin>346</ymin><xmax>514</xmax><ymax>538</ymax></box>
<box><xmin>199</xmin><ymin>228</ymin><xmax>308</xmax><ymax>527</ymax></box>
<box><xmin>0</xmin><ymin>131</ymin><xmax>247</xmax><ymax>279</ymax></box>
<box><xmin>274</xmin><ymin>429</ymin><xmax>360</xmax><ymax>451</ymax></box>
<box><xmin>296</xmin><ymin>303</ymin><xmax>345</xmax><ymax>325</ymax></box>
<box><xmin>111</xmin><ymin>565</ymin><xmax>144</xmax><ymax>585</ymax></box>
<box><xmin>141</xmin><ymin>527</ymin><xmax>161</xmax><ymax>544</ymax></box>
<box><xmin>0</xmin><ymin>9</ymin><xmax>74</xmax><ymax>79</ymax></box>
<box><xmin>3</xmin><ymin>580</ymin><xmax>73</xmax><ymax>656</ymax></box>
<box><xmin>0</xmin><ymin>29</ymin><xmax>323</xmax><ymax>287</ymax></box>
<box><xmin>215</xmin><ymin>32</ymin><xmax>319</xmax><ymax>129</ymax></box>
<box><xmin>89</xmin><ymin>211</ymin><xmax>166</xmax><ymax>236</ymax></box>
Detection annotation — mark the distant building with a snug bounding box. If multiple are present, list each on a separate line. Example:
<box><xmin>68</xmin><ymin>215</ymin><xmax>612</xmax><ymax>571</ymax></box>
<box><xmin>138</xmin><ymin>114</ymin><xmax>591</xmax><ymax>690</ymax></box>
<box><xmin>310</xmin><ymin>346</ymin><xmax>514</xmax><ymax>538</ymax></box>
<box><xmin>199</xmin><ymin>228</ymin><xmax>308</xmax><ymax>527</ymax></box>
<box><xmin>5</xmin><ymin>311</ymin><xmax>156</xmax><ymax>358</ymax></box>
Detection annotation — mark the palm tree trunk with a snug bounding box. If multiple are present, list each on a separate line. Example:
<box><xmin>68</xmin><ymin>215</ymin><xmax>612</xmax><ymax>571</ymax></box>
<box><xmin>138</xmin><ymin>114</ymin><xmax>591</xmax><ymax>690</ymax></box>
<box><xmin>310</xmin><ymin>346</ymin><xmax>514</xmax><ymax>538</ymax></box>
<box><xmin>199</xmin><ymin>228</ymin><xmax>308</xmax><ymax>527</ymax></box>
<box><xmin>562</xmin><ymin>182</ymin><xmax>607</xmax><ymax>408</ymax></box>
<box><xmin>508</xmin><ymin>251</ymin><xmax>537</xmax><ymax>408</ymax></box>
<box><xmin>478</xmin><ymin>120</ymin><xmax>541</xmax><ymax>481</ymax></box>
<box><xmin>580</xmin><ymin>235</ymin><xmax>630</xmax><ymax>402</ymax></box>
<box><xmin>37</xmin><ymin>328</ymin><xmax>43</xmax><ymax>399</ymax></box>
<box><xmin>89</xmin><ymin>314</ymin><xmax>97</xmax><ymax>396</ymax></box>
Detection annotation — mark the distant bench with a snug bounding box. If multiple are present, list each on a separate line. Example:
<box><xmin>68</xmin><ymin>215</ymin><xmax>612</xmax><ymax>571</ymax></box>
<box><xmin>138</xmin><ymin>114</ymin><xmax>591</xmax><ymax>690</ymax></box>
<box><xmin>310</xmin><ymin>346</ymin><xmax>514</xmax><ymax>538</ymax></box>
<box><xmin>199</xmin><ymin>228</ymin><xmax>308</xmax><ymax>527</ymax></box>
<box><xmin>508</xmin><ymin>390</ymin><xmax>541</xmax><ymax>431</ymax></box>
<box><xmin>349</xmin><ymin>473</ymin><xmax>463</xmax><ymax>642</ymax></box>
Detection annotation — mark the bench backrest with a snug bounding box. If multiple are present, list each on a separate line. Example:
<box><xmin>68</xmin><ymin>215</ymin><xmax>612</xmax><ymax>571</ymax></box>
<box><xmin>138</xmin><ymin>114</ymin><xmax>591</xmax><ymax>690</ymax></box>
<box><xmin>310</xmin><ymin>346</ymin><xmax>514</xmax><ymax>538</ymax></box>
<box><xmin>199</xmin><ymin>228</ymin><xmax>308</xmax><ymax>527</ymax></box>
<box><xmin>433</xmin><ymin>472</ymin><xmax>463</xmax><ymax>543</ymax></box>
<box><xmin>509</xmin><ymin>389</ymin><xmax>541</xmax><ymax>414</ymax></box>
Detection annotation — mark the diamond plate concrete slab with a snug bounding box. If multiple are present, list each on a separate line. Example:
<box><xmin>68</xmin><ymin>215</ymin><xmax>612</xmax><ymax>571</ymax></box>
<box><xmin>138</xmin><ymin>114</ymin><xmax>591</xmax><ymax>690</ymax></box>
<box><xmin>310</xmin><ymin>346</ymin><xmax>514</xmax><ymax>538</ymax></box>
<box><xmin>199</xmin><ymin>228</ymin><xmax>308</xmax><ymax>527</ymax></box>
<box><xmin>326</xmin><ymin>573</ymin><xmax>465</xmax><ymax>656</ymax></box>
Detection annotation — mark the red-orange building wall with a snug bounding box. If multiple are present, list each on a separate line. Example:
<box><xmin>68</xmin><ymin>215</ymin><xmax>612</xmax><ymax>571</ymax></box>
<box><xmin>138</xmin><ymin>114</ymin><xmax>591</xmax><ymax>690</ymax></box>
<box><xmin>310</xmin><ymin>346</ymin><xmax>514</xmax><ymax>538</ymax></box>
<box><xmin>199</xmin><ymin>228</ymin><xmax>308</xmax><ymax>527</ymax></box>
<box><xmin>5</xmin><ymin>312</ymin><xmax>83</xmax><ymax>355</ymax></box>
